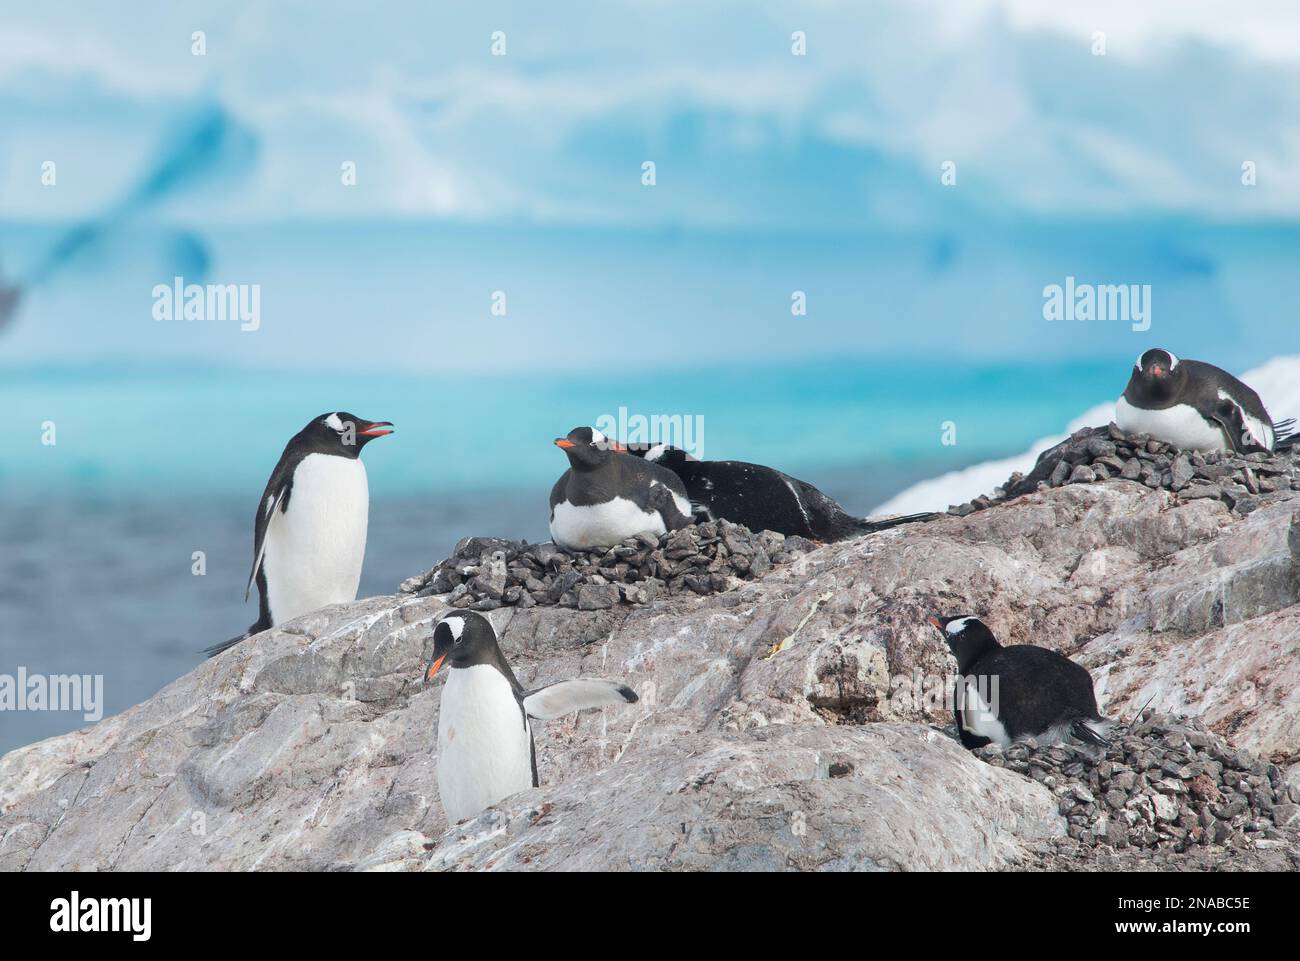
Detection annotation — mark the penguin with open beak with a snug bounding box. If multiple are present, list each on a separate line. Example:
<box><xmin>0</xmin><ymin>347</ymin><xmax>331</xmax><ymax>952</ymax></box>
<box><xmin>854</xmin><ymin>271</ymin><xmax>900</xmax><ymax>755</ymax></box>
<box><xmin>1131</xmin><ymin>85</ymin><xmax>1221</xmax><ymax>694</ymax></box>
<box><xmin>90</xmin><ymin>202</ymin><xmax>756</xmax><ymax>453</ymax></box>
<box><xmin>204</xmin><ymin>412</ymin><xmax>394</xmax><ymax>656</ymax></box>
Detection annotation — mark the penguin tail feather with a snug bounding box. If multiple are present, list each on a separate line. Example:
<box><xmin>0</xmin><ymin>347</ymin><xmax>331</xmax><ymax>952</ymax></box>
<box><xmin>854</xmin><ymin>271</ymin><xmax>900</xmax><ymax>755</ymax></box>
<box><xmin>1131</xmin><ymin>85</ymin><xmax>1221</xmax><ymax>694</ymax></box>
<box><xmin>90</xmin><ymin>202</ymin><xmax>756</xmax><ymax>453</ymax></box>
<box><xmin>1071</xmin><ymin>717</ymin><xmax>1111</xmax><ymax>749</ymax></box>
<box><xmin>854</xmin><ymin>511</ymin><xmax>942</xmax><ymax>534</ymax></box>
<box><xmin>1273</xmin><ymin>418</ymin><xmax>1297</xmax><ymax>451</ymax></box>
<box><xmin>201</xmin><ymin>628</ymin><xmax>252</xmax><ymax>658</ymax></box>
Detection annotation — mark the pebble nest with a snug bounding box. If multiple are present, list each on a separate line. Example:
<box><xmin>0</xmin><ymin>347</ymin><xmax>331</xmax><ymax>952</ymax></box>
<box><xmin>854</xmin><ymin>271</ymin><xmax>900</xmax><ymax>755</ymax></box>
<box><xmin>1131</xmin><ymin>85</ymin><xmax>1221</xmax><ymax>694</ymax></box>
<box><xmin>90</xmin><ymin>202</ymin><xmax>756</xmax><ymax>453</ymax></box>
<box><xmin>947</xmin><ymin>422</ymin><xmax>1300</xmax><ymax>517</ymax></box>
<box><xmin>974</xmin><ymin>713</ymin><xmax>1300</xmax><ymax>864</ymax></box>
<box><xmin>398</xmin><ymin>521</ymin><xmax>815</xmax><ymax>611</ymax></box>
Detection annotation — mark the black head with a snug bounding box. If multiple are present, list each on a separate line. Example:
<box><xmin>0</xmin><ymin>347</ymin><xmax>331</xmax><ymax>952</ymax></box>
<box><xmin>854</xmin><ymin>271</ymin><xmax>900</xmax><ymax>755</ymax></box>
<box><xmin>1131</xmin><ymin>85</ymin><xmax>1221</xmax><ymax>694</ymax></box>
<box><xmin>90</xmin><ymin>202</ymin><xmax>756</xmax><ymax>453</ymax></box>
<box><xmin>423</xmin><ymin>610</ymin><xmax>501</xmax><ymax>681</ymax></box>
<box><xmin>1129</xmin><ymin>348</ymin><xmax>1183</xmax><ymax>400</ymax></box>
<box><xmin>927</xmin><ymin>614</ymin><xmax>1001</xmax><ymax>671</ymax></box>
<box><xmin>554</xmin><ymin>426</ymin><xmax>623</xmax><ymax>471</ymax></box>
<box><xmin>296</xmin><ymin>411</ymin><xmax>394</xmax><ymax>459</ymax></box>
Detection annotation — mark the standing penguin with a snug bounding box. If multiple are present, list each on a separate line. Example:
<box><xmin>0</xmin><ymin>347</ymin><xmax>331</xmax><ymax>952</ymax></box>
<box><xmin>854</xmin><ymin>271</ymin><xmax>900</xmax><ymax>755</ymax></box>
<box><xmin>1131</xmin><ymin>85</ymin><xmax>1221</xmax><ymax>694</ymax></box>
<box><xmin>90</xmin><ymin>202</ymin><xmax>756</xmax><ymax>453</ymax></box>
<box><xmin>630</xmin><ymin>444</ymin><xmax>938</xmax><ymax>541</ymax></box>
<box><xmin>204</xmin><ymin>411</ymin><xmax>393</xmax><ymax>656</ymax></box>
<box><xmin>1116</xmin><ymin>348</ymin><xmax>1293</xmax><ymax>453</ymax></box>
<box><xmin>549</xmin><ymin>426</ymin><xmax>693</xmax><ymax>551</ymax></box>
<box><xmin>927</xmin><ymin>615</ymin><xmax>1109</xmax><ymax>750</ymax></box>
<box><xmin>424</xmin><ymin>609</ymin><xmax>639</xmax><ymax>823</ymax></box>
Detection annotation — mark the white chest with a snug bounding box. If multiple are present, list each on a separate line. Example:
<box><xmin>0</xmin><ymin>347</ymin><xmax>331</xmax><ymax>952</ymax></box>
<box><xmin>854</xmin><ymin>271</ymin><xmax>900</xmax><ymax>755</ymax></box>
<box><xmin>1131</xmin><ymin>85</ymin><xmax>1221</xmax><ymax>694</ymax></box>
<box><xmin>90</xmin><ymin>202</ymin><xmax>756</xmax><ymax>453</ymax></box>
<box><xmin>1115</xmin><ymin>396</ymin><xmax>1228</xmax><ymax>452</ymax></box>
<box><xmin>437</xmin><ymin>665</ymin><xmax>535</xmax><ymax>823</ymax></box>
<box><xmin>550</xmin><ymin>495</ymin><xmax>669</xmax><ymax>550</ymax></box>
<box><xmin>264</xmin><ymin>453</ymin><xmax>369</xmax><ymax>623</ymax></box>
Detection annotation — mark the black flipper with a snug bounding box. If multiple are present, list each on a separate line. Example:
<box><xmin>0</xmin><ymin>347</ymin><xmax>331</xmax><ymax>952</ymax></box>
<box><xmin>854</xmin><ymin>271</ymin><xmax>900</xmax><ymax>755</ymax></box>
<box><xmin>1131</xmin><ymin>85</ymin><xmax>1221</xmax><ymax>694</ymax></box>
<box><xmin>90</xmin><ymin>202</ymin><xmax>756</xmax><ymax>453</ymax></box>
<box><xmin>247</xmin><ymin>482</ymin><xmax>291</xmax><ymax>602</ymax></box>
<box><xmin>646</xmin><ymin>482</ymin><xmax>693</xmax><ymax>532</ymax></box>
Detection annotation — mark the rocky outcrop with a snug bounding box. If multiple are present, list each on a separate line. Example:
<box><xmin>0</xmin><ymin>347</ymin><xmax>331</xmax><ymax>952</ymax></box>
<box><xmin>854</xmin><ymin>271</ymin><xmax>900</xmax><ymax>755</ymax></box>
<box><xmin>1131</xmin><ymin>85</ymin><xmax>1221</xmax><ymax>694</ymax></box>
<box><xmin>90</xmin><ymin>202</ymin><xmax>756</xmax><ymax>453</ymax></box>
<box><xmin>2</xmin><ymin>476</ymin><xmax>1299</xmax><ymax>871</ymax></box>
<box><xmin>419</xmin><ymin>725</ymin><xmax>1062</xmax><ymax>872</ymax></box>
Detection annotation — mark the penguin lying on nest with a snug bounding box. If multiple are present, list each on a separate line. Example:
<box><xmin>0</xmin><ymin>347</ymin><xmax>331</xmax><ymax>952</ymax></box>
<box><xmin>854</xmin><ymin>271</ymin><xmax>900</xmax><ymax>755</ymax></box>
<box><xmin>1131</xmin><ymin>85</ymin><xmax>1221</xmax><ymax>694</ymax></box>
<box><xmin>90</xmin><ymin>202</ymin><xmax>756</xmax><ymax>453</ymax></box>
<box><xmin>1117</xmin><ymin>348</ymin><xmax>1295</xmax><ymax>454</ymax></box>
<box><xmin>549</xmin><ymin>426</ymin><xmax>693</xmax><ymax>551</ymax></box>
<box><xmin>928</xmin><ymin>615</ymin><xmax>1110</xmax><ymax>750</ymax></box>
<box><xmin>623</xmin><ymin>443</ymin><xmax>938</xmax><ymax>541</ymax></box>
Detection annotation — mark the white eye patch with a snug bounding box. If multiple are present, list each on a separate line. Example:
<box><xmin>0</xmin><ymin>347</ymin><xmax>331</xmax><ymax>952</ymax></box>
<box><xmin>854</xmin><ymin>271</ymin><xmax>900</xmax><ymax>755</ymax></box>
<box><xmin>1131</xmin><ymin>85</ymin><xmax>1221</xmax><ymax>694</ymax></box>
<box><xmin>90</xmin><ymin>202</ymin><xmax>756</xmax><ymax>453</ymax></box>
<box><xmin>645</xmin><ymin>443</ymin><xmax>667</xmax><ymax>462</ymax></box>
<box><xmin>1137</xmin><ymin>350</ymin><xmax>1179</xmax><ymax>372</ymax></box>
<box><xmin>946</xmin><ymin>616</ymin><xmax>975</xmax><ymax>636</ymax></box>
<box><xmin>323</xmin><ymin>413</ymin><xmax>345</xmax><ymax>432</ymax></box>
<box><xmin>590</xmin><ymin>428</ymin><xmax>608</xmax><ymax>445</ymax></box>
<box><xmin>440</xmin><ymin>616</ymin><xmax>465</xmax><ymax>640</ymax></box>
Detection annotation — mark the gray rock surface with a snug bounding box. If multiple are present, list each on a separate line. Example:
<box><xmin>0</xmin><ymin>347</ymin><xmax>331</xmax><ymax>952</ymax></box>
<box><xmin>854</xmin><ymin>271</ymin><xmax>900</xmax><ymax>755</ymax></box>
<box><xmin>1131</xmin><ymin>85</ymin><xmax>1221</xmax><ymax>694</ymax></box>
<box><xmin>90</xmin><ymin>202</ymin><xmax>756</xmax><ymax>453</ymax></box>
<box><xmin>3</xmin><ymin>479</ymin><xmax>1299</xmax><ymax>871</ymax></box>
<box><xmin>422</xmin><ymin>725</ymin><xmax>1062</xmax><ymax>872</ymax></box>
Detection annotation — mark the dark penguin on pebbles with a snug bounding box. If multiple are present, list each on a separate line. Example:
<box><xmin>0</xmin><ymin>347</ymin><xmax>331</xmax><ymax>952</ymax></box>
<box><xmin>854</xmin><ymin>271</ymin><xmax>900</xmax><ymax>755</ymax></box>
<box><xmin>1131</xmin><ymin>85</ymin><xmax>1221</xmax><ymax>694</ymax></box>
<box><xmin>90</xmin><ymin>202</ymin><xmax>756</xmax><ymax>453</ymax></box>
<box><xmin>1116</xmin><ymin>348</ymin><xmax>1294</xmax><ymax>453</ymax></box>
<box><xmin>424</xmin><ymin>610</ymin><xmax>638</xmax><ymax>822</ymax></box>
<box><xmin>927</xmin><ymin>615</ymin><xmax>1110</xmax><ymax>751</ymax></box>
<box><xmin>549</xmin><ymin>426</ymin><xmax>693</xmax><ymax>551</ymax></box>
<box><xmin>204</xmin><ymin>411</ymin><xmax>394</xmax><ymax>656</ymax></box>
<box><xmin>628</xmin><ymin>443</ymin><xmax>938</xmax><ymax>541</ymax></box>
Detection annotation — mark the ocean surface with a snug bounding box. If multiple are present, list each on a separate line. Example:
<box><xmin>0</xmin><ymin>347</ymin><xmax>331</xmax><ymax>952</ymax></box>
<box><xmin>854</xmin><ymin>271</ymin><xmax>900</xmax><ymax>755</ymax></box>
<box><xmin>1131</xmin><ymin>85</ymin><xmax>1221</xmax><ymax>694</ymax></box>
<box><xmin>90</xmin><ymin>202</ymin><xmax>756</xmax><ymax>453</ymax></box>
<box><xmin>0</xmin><ymin>357</ymin><xmax>1129</xmax><ymax>753</ymax></box>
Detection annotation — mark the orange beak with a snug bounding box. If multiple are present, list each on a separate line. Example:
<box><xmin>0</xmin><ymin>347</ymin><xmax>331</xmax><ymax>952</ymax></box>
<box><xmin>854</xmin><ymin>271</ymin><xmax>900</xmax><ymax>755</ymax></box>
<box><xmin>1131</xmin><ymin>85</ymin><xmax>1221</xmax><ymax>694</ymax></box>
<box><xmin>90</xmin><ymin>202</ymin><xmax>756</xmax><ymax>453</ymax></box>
<box><xmin>424</xmin><ymin>654</ymin><xmax>446</xmax><ymax>683</ymax></box>
<box><xmin>554</xmin><ymin>438</ymin><xmax>575</xmax><ymax>449</ymax></box>
<box><xmin>926</xmin><ymin>615</ymin><xmax>944</xmax><ymax>630</ymax></box>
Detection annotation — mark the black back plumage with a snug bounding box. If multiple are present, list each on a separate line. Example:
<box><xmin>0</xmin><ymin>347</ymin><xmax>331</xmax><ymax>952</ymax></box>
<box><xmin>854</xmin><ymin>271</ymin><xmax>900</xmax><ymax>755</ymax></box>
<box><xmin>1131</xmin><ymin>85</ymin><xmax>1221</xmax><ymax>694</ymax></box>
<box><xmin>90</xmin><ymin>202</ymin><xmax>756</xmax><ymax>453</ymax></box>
<box><xmin>932</xmin><ymin>615</ymin><xmax>1107</xmax><ymax>750</ymax></box>
<box><xmin>964</xmin><ymin>645</ymin><xmax>1104</xmax><ymax>745</ymax></box>
<box><xmin>629</xmin><ymin>444</ymin><xmax>937</xmax><ymax>541</ymax></box>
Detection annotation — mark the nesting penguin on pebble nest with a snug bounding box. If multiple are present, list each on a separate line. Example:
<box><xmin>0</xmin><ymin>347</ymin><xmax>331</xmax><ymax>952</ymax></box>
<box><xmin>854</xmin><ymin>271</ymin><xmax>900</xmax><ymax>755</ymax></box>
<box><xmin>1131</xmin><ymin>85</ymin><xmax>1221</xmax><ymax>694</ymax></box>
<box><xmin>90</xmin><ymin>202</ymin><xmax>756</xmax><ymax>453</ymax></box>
<box><xmin>927</xmin><ymin>615</ymin><xmax>1110</xmax><ymax>751</ymax></box>
<box><xmin>1116</xmin><ymin>348</ymin><xmax>1294</xmax><ymax>454</ymax></box>
<box><xmin>548</xmin><ymin>426</ymin><xmax>694</xmax><ymax>551</ymax></box>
